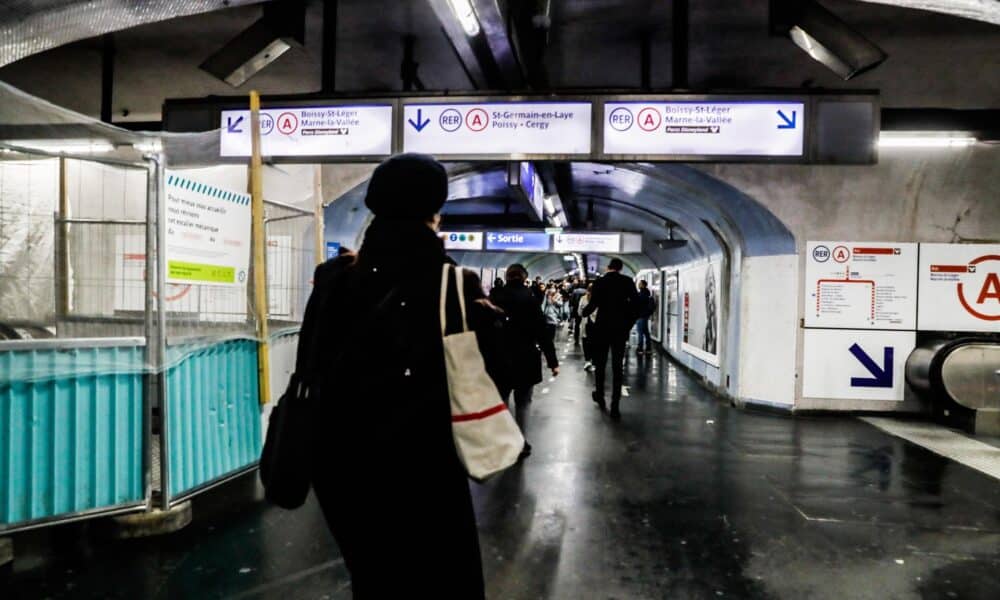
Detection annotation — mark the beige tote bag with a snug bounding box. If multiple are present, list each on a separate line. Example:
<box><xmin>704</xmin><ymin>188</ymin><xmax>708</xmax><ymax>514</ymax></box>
<box><xmin>440</xmin><ymin>264</ymin><xmax>525</xmax><ymax>481</ymax></box>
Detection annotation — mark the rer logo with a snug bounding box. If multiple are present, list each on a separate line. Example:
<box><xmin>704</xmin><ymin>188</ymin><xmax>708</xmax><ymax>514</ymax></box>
<box><xmin>812</xmin><ymin>245</ymin><xmax>831</xmax><ymax>263</ymax></box>
<box><xmin>957</xmin><ymin>255</ymin><xmax>1000</xmax><ymax>321</ymax></box>
<box><xmin>439</xmin><ymin>108</ymin><xmax>462</xmax><ymax>132</ymax></box>
<box><xmin>609</xmin><ymin>107</ymin><xmax>634</xmax><ymax>131</ymax></box>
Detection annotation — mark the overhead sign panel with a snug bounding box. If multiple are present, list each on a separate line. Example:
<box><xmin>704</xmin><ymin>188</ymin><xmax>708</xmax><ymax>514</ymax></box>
<box><xmin>440</xmin><ymin>231</ymin><xmax>484</xmax><ymax>251</ymax></box>
<box><xmin>553</xmin><ymin>232</ymin><xmax>621</xmax><ymax>253</ymax></box>
<box><xmin>804</xmin><ymin>241</ymin><xmax>918</xmax><ymax>330</ymax></box>
<box><xmin>802</xmin><ymin>329</ymin><xmax>916</xmax><ymax>401</ymax></box>
<box><xmin>219</xmin><ymin>105</ymin><xmax>393</xmax><ymax>157</ymax></box>
<box><xmin>402</xmin><ymin>102</ymin><xmax>592</xmax><ymax>156</ymax></box>
<box><xmin>484</xmin><ymin>231</ymin><xmax>551</xmax><ymax>252</ymax></box>
<box><xmin>918</xmin><ymin>243</ymin><xmax>1000</xmax><ymax>332</ymax></box>
<box><xmin>603</xmin><ymin>101</ymin><xmax>805</xmax><ymax>157</ymax></box>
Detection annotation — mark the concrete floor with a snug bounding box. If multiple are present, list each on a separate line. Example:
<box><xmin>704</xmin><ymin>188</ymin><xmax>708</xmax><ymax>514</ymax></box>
<box><xmin>5</xmin><ymin>334</ymin><xmax>1000</xmax><ymax>599</ymax></box>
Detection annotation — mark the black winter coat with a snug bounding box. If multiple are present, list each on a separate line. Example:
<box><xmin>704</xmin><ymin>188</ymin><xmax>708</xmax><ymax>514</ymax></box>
<box><xmin>489</xmin><ymin>283</ymin><xmax>559</xmax><ymax>391</ymax></box>
<box><xmin>303</xmin><ymin>218</ymin><xmax>501</xmax><ymax>599</ymax></box>
<box><xmin>582</xmin><ymin>271</ymin><xmax>640</xmax><ymax>340</ymax></box>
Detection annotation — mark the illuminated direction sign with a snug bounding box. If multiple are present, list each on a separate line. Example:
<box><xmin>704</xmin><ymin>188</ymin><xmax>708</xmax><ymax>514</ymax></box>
<box><xmin>603</xmin><ymin>101</ymin><xmax>805</xmax><ymax>157</ymax></box>
<box><xmin>485</xmin><ymin>231</ymin><xmax>551</xmax><ymax>252</ymax></box>
<box><xmin>219</xmin><ymin>105</ymin><xmax>393</xmax><ymax>157</ymax></box>
<box><xmin>918</xmin><ymin>243</ymin><xmax>1000</xmax><ymax>332</ymax></box>
<box><xmin>402</xmin><ymin>102</ymin><xmax>592</xmax><ymax>156</ymax></box>
<box><xmin>553</xmin><ymin>232</ymin><xmax>621</xmax><ymax>253</ymax></box>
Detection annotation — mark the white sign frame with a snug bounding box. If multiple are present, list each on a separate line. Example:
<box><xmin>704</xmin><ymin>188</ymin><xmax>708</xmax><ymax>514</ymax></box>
<box><xmin>402</xmin><ymin>100</ymin><xmax>592</xmax><ymax>158</ymax></box>
<box><xmin>918</xmin><ymin>243</ymin><xmax>1000</xmax><ymax>332</ymax></box>
<box><xmin>804</xmin><ymin>241</ymin><xmax>918</xmax><ymax>330</ymax></box>
<box><xmin>802</xmin><ymin>329</ymin><xmax>916</xmax><ymax>402</ymax></box>
<box><xmin>219</xmin><ymin>104</ymin><xmax>393</xmax><ymax>158</ymax></box>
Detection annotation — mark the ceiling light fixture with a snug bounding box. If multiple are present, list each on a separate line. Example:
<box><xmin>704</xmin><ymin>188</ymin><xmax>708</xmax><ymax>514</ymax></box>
<box><xmin>6</xmin><ymin>139</ymin><xmax>115</xmax><ymax>154</ymax></box>
<box><xmin>447</xmin><ymin>0</ymin><xmax>481</xmax><ymax>36</ymax></box>
<box><xmin>878</xmin><ymin>132</ymin><xmax>977</xmax><ymax>148</ymax></box>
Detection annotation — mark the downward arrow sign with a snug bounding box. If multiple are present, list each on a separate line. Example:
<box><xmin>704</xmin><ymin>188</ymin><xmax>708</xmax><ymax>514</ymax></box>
<box><xmin>776</xmin><ymin>110</ymin><xmax>797</xmax><ymax>129</ymax></box>
<box><xmin>849</xmin><ymin>343</ymin><xmax>894</xmax><ymax>388</ymax></box>
<box><xmin>408</xmin><ymin>109</ymin><xmax>431</xmax><ymax>132</ymax></box>
<box><xmin>226</xmin><ymin>115</ymin><xmax>244</xmax><ymax>134</ymax></box>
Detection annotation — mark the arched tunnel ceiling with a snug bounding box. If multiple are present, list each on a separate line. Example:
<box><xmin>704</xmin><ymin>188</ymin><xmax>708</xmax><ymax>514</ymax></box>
<box><xmin>324</xmin><ymin>161</ymin><xmax>795</xmax><ymax>279</ymax></box>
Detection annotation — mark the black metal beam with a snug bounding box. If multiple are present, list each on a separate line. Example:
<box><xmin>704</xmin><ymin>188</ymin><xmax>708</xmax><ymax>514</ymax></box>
<box><xmin>672</xmin><ymin>0</ymin><xmax>688</xmax><ymax>89</ymax></box>
<box><xmin>101</xmin><ymin>34</ymin><xmax>115</xmax><ymax>124</ymax></box>
<box><xmin>321</xmin><ymin>0</ymin><xmax>337</xmax><ymax>93</ymax></box>
<box><xmin>401</xmin><ymin>35</ymin><xmax>426</xmax><ymax>92</ymax></box>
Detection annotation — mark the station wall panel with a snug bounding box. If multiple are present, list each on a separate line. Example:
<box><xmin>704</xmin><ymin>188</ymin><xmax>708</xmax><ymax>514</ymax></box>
<box><xmin>165</xmin><ymin>339</ymin><xmax>261</xmax><ymax>500</ymax></box>
<box><xmin>0</xmin><ymin>345</ymin><xmax>145</xmax><ymax>529</ymax></box>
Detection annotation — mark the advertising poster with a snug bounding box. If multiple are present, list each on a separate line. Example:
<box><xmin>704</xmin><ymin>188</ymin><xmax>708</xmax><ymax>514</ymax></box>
<box><xmin>164</xmin><ymin>171</ymin><xmax>251</xmax><ymax>287</ymax></box>
<box><xmin>680</xmin><ymin>261</ymin><xmax>722</xmax><ymax>367</ymax></box>
<box><xmin>665</xmin><ymin>272</ymin><xmax>679</xmax><ymax>350</ymax></box>
<box><xmin>918</xmin><ymin>243</ymin><xmax>1000</xmax><ymax>332</ymax></box>
<box><xmin>804</xmin><ymin>241</ymin><xmax>918</xmax><ymax>330</ymax></box>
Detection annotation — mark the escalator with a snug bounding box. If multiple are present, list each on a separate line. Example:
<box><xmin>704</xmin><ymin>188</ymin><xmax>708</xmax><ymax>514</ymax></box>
<box><xmin>907</xmin><ymin>337</ymin><xmax>1000</xmax><ymax>434</ymax></box>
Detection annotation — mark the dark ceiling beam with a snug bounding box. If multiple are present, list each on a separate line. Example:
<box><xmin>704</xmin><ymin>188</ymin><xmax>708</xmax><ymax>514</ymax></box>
<box><xmin>425</xmin><ymin>0</ymin><xmax>520</xmax><ymax>90</ymax></box>
<box><xmin>672</xmin><ymin>0</ymin><xmax>689</xmax><ymax>89</ymax></box>
<box><xmin>101</xmin><ymin>33</ymin><xmax>115</xmax><ymax>124</ymax></box>
<box><xmin>321</xmin><ymin>0</ymin><xmax>337</xmax><ymax>93</ymax></box>
<box><xmin>505</xmin><ymin>0</ymin><xmax>550</xmax><ymax>90</ymax></box>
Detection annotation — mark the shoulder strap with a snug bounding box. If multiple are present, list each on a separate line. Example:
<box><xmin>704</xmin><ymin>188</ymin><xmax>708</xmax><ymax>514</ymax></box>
<box><xmin>439</xmin><ymin>264</ymin><xmax>469</xmax><ymax>337</ymax></box>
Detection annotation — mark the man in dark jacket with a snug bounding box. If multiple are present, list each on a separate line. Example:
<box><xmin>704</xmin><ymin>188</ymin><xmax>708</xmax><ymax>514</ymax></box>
<box><xmin>489</xmin><ymin>263</ymin><xmax>559</xmax><ymax>458</ymax></box>
<box><xmin>635</xmin><ymin>279</ymin><xmax>655</xmax><ymax>354</ymax></box>
<box><xmin>304</xmin><ymin>154</ymin><xmax>501</xmax><ymax>598</ymax></box>
<box><xmin>581</xmin><ymin>258</ymin><xmax>639</xmax><ymax>420</ymax></box>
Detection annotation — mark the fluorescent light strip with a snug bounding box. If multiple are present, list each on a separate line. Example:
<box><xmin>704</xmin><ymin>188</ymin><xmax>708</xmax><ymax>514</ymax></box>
<box><xmin>878</xmin><ymin>133</ymin><xmax>977</xmax><ymax>148</ymax></box>
<box><xmin>447</xmin><ymin>0</ymin><xmax>481</xmax><ymax>36</ymax></box>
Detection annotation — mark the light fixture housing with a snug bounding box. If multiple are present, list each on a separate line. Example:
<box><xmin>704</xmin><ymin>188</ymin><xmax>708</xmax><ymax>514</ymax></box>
<box><xmin>773</xmin><ymin>0</ymin><xmax>887</xmax><ymax>80</ymax></box>
<box><xmin>447</xmin><ymin>0</ymin><xmax>481</xmax><ymax>36</ymax></box>
<box><xmin>5</xmin><ymin>139</ymin><xmax>115</xmax><ymax>154</ymax></box>
<box><xmin>878</xmin><ymin>132</ymin><xmax>977</xmax><ymax>148</ymax></box>
<box><xmin>200</xmin><ymin>0</ymin><xmax>305</xmax><ymax>87</ymax></box>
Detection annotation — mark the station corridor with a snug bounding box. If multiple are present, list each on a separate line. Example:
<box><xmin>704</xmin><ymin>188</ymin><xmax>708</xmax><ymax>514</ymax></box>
<box><xmin>5</xmin><ymin>334</ymin><xmax>999</xmax><ymax>600</ymax></box>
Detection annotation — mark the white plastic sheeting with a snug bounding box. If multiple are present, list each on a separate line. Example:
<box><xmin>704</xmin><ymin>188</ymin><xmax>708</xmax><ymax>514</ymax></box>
<box><xmin>0</xmin><ymin>157</ymin><xmax>58</xmax><ymax>324</ymax></box>
<box><xmin>0</xmin><ymin>1</ymin><xmax>265</xmax><ymax>68</ymax></box>
<box><xmin>861</xmin><ymin>0</ymin><xmax>1000</xmax><ymax>25</ymax></box>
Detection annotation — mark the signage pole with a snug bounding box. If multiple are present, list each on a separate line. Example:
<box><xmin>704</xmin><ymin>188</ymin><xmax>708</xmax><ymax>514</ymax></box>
<box><xmin>313</xmin><ymin>164</ymin><xmax>325</xmax><ymax>265</ymax></box>
<box><xmin>249</xmin><ymin>91</ymin><xmax>272</xmax><ymax>405</ymax></box>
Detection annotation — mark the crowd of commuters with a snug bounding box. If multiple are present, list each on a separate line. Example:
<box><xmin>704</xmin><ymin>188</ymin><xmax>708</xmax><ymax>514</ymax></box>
<box><xmin>286</xmin><ymin>153</ymin><xmax>659</xmax><ymax>598</ymax></box>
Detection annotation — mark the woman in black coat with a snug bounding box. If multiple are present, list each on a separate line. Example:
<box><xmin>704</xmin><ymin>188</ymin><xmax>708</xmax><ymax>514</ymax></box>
<box><xmin>304</xmin><ymin>154</ymin><xmax>502</xmax><ymax>598</ymax></box>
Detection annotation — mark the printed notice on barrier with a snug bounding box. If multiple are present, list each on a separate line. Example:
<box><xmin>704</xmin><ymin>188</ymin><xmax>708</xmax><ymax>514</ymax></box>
<box><xmin>164</xmin><ymin>171</ymin><xmax>251</xmax><ymax>287</ymax></box>
<box><xmin>918</xmin><ymin>243</ymin><xmax>1000</xmax><ymax>332</ymax></box>
<box><xmin>804</xmin><ymin>242</ymin><xmax>918</xmax><ymax>330</ymax></box>
<box><xmin>402</xmin><ymin>102</ymin><xmax>592</xmax><ymax>156</ymax></box>
<box><xmin>604</xmin><ymin>101</ymin><xmax>805</xmax><ymax>157</ymax></box>
<box><xmin>219</xmin><ymin>105</ymin><xmax>393</xmax><ymax>157</ymax></box>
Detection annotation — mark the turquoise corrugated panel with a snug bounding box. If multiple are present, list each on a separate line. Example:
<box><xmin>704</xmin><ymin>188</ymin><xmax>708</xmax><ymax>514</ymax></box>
<box><xmin>0</xmin><ymin>346</ymin><xmax>145</xmax><ymax>528</ymax></box>
<box><xmin>165</xmin><ymin>339</ymin><xmax>261</xmax><ymax>499</ymax></box>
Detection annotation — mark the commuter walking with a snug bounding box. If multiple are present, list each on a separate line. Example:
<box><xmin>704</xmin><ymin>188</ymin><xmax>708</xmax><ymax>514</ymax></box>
<box><xmin>570</xmin><ymin>281</ymin><xmax>587</xmax><ymax>345</ymax></box>
<box><xmin>581</xmin><ymin>258</ymin><xmax>639</xmax><ymax>420</ymax></box>
<box><xmin>578</xmin><ymin>283</ymin><xmax>597</xmax><ymax>371</ymax></box>
<box><xmin>490</xmin><ymin>264</ymin><xmax>560</xmax><ymax>458</ymax></box>
<box><xmin>303</xmin><ymin>154</ymin><xmax>501</xmax><ymax>598</ymax></box>
<box><xmin>542</xmin><ymin>286</ymin><xmax>563</xmax><ymax>345</ymax></box>
<box><xmin>635</xmin><ymin>279</ymin><xmax>655</xmax><ymax>354</ymax></box>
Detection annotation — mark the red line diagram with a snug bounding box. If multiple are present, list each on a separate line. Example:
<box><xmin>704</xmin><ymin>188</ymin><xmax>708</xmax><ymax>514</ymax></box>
<box><xmin>816</xmin><ymin>266</ymin><xmax>876</xmax><ymax>319</ymax></box>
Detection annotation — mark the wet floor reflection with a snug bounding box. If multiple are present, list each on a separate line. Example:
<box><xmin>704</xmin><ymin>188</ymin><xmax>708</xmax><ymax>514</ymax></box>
<box><xmin>5</xmin><ymin>331</ymin><xmax>1000</xmax><ymax>599</ymax></box>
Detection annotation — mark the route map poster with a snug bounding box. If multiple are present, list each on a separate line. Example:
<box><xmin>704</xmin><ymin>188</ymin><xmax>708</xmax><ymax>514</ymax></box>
<box><xmin>804</xmin><ymin>242</ymin><xmax>917</xmax><ymax>330</ymax></box>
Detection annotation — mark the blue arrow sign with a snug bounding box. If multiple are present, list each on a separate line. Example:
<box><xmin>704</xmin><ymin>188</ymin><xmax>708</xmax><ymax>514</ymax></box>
<box><xmin>776</xmin><ymin>110</ymin><xmax>797</xmax><ymax>129</ymax></box>
<box><xmin>226</xmin><ymin>115</ymin><xmax>244</xmax><ymax>133</ymax></box>
<box><xmin>408</xmin><ymin>109</ymin><xmax>431</xmax><ymax>132</ymax></box>
<box><xmin>849</xmin><ymin>343</ymin><xmax>893</xmax><ymax>388</ymax></box>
